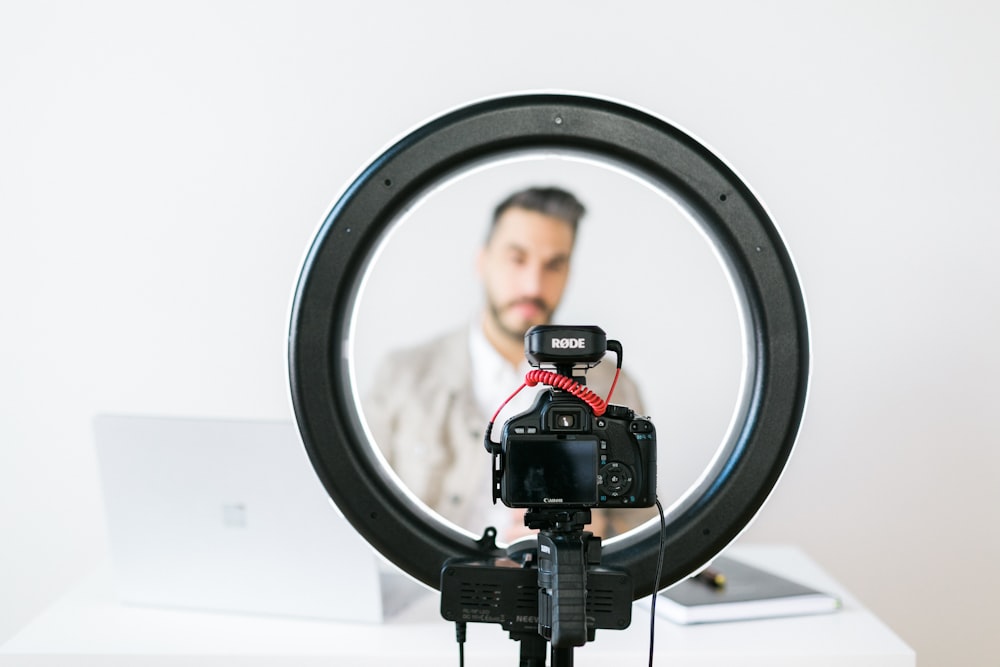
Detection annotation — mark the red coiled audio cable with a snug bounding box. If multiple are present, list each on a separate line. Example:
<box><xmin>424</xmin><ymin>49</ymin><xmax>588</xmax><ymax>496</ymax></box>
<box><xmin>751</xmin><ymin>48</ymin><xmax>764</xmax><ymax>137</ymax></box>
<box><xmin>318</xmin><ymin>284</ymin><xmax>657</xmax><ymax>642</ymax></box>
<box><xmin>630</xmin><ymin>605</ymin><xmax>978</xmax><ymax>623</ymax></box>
<box><xmin>484</xmin><ymin>341</ymin><xmax>623</xmax><ymax>449</ymax></box>
<box><xmin>488</xmin><ymin>366</ymin><xmax>621</xmax><ymax>426</ymax></box>
<box><xmin>523</xmin><ymin>369</ymin><xmax>614</xmax><ymax>416</ymax></box>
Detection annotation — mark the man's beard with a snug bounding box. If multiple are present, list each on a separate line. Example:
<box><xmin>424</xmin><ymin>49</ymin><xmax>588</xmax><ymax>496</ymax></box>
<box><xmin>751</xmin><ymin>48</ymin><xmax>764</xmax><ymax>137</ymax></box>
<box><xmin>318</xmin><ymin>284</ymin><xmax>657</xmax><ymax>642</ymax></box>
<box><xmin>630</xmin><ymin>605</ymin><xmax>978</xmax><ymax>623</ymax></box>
<box><xmin>487</xmin><ymin>296</ymin><xmax>552</xmax><ymax>342</ymax></box>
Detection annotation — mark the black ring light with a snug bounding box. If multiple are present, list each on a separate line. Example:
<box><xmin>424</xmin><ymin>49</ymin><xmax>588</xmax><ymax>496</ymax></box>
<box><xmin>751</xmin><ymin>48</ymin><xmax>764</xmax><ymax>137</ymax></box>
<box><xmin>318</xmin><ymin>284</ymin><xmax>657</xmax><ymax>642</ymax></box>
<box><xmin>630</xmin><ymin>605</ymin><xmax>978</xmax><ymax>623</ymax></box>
<box><xmin>288</xmin><ymin>93</ymin><xmax>809</xmax><ymax>598</ymax></box>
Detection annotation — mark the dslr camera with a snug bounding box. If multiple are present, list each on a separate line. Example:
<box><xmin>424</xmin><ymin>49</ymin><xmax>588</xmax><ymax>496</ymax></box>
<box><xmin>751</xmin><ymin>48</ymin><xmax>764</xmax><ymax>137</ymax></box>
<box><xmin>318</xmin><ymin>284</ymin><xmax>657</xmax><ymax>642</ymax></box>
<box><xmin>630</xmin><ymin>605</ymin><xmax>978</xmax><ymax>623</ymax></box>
<box><xmin>489</xmin><ymin>325</ymin><xmax>656</xmax><ymax>510</ymax></box>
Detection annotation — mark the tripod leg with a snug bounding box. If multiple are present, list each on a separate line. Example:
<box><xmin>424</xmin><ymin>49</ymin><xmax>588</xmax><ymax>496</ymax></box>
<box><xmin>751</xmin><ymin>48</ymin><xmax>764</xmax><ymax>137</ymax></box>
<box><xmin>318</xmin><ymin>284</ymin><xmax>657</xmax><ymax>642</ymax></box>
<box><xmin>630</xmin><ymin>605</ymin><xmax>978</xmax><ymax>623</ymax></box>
<box><xmin>550</xmin><ymin>646</ymin><xmax>574</xmax><ymax>666</ymax></box>
<box><xmin>518</xmin><ymin>634</ymin><xmax>547</xmax><ymax>667</ymax></box>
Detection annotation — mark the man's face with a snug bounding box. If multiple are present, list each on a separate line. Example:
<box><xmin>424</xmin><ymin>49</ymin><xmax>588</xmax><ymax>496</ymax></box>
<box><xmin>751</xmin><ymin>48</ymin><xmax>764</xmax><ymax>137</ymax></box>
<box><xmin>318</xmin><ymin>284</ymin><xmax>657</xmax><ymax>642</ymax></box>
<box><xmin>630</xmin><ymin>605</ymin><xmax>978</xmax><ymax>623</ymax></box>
<box><xmin>477</xmin><ymin>206</ymin><xmax>575</xmax><ymax>342</ymax></box>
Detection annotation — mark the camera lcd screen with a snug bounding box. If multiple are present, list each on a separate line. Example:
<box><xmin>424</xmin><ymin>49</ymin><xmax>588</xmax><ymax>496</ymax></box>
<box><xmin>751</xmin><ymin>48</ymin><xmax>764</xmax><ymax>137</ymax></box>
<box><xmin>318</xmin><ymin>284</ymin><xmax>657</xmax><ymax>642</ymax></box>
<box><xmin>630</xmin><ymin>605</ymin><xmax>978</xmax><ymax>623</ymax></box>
<box><xmin>504</xmin><ymin>437</ymin><xmax>599</xmax><ymax>506</ymax></box>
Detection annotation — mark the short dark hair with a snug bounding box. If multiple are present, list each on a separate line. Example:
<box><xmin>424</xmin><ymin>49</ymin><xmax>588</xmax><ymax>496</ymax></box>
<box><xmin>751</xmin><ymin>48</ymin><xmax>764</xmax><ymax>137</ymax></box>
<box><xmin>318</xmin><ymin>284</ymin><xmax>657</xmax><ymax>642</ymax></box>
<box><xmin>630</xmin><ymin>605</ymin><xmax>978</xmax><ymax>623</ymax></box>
<box><xmin>487</xmin><ymin>186</ymin><xmax>586</xmax><ymax>243</ymax></box>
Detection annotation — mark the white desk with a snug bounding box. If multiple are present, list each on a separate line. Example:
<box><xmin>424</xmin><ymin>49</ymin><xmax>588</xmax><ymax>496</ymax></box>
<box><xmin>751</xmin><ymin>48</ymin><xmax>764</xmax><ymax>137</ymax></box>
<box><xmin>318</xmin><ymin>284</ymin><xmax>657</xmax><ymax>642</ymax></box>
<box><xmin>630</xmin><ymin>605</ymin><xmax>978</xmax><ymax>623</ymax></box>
<box><xmin>0</xmin><ymin>546</ymin><xmax>913</xmax><ymax>666</ymax></box>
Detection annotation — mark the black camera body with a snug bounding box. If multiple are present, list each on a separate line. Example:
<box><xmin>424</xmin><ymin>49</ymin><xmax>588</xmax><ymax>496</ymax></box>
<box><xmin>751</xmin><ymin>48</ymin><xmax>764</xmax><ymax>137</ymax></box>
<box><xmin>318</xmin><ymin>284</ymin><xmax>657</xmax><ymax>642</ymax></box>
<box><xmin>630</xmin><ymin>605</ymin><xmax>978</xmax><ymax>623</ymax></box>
<box><xmin>497</xmin><ymin>392</ymin><xmax>656</xmax><ymax>509</ymax></box>
<box><xmin>490</xmin><ymin>325</ymin><xmax>656</xmax><ymax>511</ymax></box>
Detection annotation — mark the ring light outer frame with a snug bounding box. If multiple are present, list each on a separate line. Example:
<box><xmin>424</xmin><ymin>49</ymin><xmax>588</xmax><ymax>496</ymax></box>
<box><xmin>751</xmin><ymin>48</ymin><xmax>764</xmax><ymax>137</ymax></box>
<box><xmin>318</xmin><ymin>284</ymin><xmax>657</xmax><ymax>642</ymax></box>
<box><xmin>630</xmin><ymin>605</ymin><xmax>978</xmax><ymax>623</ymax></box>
<box><xmin>288</xmin><ymin>94</ymin><xmax>809</xmax><ymax>598</ymax></box>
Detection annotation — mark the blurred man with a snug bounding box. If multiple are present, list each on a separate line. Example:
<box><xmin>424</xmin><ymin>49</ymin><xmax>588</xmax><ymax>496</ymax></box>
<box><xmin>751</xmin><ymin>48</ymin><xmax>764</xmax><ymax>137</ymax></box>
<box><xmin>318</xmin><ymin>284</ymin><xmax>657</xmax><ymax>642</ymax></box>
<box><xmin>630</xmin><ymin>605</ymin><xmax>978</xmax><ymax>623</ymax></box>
<box><xmin>364</xmin><ymin>186</ymin><xmax>651</xmax><ymax>539</ymax></box>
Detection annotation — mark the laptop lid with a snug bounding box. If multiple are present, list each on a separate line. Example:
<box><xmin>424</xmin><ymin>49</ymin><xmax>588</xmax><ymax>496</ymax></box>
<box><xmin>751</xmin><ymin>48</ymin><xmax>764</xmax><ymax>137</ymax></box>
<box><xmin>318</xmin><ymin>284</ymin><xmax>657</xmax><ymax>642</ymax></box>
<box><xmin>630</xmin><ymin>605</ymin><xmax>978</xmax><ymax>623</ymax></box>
<box><xmin>93</xmin><ymin>414</ymin><xmax>388</xmax><ymax>622</ymax></box>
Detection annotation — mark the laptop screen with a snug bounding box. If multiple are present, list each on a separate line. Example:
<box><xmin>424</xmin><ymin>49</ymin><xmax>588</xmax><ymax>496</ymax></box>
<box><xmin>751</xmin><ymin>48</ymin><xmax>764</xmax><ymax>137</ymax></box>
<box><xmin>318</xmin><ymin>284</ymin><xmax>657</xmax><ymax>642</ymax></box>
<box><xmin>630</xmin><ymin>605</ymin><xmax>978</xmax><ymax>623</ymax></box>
<box><xmin>93</xmin><ymin>415</ymin><xmax>393</xmax><ymax>622</ymax></box>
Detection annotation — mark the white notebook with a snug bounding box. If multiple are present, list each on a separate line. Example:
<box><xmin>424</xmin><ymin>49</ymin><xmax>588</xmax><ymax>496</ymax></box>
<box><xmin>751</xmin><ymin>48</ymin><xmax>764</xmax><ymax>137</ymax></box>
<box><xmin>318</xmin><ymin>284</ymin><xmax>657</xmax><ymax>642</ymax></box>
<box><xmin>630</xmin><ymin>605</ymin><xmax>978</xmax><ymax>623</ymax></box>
<box><xmin>652</xmin><ymin>555</ymin><xmax>840</xmax><ymax>624</ymax></box>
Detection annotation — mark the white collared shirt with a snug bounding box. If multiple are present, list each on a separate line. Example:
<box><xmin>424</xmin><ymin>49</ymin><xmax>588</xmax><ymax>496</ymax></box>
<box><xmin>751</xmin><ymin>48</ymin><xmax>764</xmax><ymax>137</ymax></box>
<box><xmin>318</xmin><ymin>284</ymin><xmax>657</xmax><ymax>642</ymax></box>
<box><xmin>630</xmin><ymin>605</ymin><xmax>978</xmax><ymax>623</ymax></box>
<box><xmin>468</xmin><ymin>320</ymin><xmax>546</xmax><ymax>425</ymax></box>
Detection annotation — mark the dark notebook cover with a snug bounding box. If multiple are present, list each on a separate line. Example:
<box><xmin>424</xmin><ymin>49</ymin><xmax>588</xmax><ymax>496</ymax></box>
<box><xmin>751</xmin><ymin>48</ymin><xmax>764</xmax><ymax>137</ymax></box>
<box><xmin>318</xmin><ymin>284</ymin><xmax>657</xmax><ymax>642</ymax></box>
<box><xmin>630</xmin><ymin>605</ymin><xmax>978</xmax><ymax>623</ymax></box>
<box><xmin>654</xmin><ymin>555</ymin><xmax>841</xmax><ymax>624</ymax></box>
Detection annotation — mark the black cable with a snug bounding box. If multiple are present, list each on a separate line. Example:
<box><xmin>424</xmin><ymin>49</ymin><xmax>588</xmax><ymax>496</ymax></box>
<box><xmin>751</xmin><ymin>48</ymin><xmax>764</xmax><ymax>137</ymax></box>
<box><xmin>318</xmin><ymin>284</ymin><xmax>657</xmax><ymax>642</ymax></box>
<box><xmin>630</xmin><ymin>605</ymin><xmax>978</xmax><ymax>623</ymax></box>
<box><xmin>455</xmin><ymin>621</ymin><xmax>467</xmax><ymax>667</ymax></box>
<box><xmin>606</xmin><ymin>339</ymin><xmax>624</xmax><ymax>369</ymax></box>
<box><xmin>648</xmin><ymin>498</ymin><xmax>667</xmax><ymax>667</ymax></box>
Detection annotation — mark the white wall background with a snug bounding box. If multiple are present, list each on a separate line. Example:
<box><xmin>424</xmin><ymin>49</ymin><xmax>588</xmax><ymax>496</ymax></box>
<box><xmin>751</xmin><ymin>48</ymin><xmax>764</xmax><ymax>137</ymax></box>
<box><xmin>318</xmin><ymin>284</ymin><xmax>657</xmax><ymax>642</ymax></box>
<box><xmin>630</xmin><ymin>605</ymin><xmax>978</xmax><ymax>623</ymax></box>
<box><xmin>2</xmin><ymin>2</ymin><xmax>997</xmax><ymax>665</ymax></box>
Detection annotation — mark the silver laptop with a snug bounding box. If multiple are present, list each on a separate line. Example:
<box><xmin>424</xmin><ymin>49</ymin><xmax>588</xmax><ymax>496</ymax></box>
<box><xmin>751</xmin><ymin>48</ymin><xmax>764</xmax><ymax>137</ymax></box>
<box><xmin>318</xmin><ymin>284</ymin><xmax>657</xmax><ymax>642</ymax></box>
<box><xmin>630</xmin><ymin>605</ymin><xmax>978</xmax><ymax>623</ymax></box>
<box><xmin>94</xmin><ymin>414</ymin><xmax>425</xmax><ymax>622</ymax></box>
